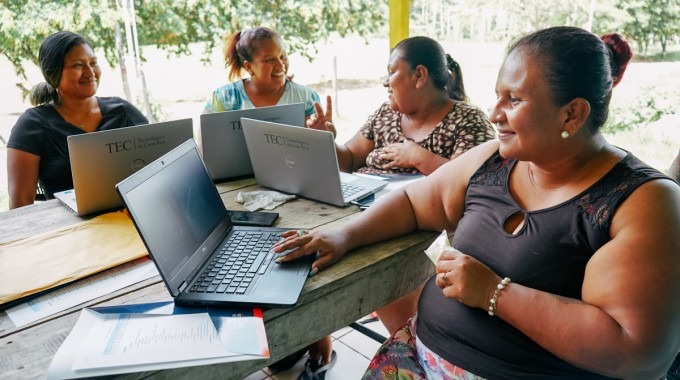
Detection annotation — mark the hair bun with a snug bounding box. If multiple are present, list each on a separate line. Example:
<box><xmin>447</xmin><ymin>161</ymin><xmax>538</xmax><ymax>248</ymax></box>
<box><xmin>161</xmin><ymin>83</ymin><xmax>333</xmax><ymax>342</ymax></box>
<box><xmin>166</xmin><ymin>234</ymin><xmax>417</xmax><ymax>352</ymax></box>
<box><xmin>601</xmin><ymin>33</ymin><xmax>632</xmax><ymax>87</ymax></box>
<box><xmin>445</xmin><ymin>53</ymin><xmax>458</xmax><ymax>71</ymax></box>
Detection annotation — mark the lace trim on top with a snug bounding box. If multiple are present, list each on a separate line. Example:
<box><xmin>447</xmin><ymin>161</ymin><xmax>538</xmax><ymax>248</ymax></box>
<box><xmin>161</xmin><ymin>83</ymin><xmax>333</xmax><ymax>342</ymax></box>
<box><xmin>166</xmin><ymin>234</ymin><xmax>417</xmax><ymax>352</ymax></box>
<box><xmin>470</xmin><ymin>151</ymin><xmax>666</xmax><ymax>233</ymax></box>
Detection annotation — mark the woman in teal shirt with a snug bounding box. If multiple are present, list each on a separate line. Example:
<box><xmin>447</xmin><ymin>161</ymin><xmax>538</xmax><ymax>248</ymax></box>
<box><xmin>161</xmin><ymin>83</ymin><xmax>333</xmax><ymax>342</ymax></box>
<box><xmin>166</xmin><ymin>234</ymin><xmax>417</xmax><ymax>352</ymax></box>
<box><xmin>203</xmin><ymin>27</ymin><xmax>320</xmax><ymax>119</ymax></box>
<box><xmin>203</xmin><ymin>26</ymin><xmax>335</xmax><ymax>379</ymax></box>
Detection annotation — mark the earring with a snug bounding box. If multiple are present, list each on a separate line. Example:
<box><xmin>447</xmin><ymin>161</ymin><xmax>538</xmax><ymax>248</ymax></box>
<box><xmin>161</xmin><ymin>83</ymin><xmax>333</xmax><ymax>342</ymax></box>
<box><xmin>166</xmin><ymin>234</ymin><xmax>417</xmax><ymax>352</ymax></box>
<box><xmin>561</xmin><ymin>130</ymin><xmax>570</xmax><ymax>139</ymax></box>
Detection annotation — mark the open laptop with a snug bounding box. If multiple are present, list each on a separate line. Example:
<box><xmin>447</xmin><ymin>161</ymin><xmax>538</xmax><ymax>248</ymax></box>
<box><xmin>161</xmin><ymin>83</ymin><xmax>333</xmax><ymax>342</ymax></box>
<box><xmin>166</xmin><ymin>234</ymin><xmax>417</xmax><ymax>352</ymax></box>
<box><xmin>53</xmin><ymin>119</ymin><xmax>193</xmax><ymax>216</ymax></box>
<box><xmin>200</xmin><ymin>103</ymin><xmax>305</xmax><ymax>181</ymax></box>
<box><xmin>116</xmin><ymin>139</ymin><xmax>312</xmax><ymax>308</ymax></box>
<box><xmin>241</xmin><ymin>118</ymin><xmax>388</xmax><ymax>207</ymax></box>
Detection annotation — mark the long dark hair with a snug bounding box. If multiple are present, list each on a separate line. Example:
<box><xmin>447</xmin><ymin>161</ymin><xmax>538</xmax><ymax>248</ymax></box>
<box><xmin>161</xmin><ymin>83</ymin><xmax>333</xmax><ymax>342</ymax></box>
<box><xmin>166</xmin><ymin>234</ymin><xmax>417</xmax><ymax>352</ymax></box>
<box><xmin>29</xmin><ymin>31</ymin><xmax>90</xmax><ymax>106</ymax></box>
<box><xmin>223</xmin><ymin>27</ymin><xmax>283</xmax><ymax>81</ymax></box>
<box><xmin>392</xmin><ymin>36</ymin><xmax>467</xmax><ymax>102</ymax></box>
<box><xmin>508</xmin><ymin>26</ymin><xmax>632</xmax><ymax>131</ymax></box>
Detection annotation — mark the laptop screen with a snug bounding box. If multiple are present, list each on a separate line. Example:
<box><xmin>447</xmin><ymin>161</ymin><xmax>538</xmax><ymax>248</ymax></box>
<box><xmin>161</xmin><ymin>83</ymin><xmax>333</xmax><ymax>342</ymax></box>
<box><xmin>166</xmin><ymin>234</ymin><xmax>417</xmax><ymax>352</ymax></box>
<box><xmin>124</xmin><ymin>147</ymin><xmax>226</xmax><ymax>278</ymax></box>
<box><xmin>200</xmin><ymin>103</ymin><xmax>305</xmax><ymax>180</ymax></box>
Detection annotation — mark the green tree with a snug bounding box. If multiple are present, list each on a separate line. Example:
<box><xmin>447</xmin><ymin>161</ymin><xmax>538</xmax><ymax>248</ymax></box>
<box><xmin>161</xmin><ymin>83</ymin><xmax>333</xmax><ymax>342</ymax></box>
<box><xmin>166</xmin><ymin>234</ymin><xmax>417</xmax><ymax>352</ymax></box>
<box><xmin>618</xmin><ymin>0</ymin><xmax>680</xmax><ymax>55</ymax></box>
<box><xmin>408</xmin><ymin>0</ymin><xmax>626</xmax><ymax>43</ymax></box>
<box><xmin>0</xmin><ymin>0</ymin><xmax>385</xmax><ymax>97</ymax></box>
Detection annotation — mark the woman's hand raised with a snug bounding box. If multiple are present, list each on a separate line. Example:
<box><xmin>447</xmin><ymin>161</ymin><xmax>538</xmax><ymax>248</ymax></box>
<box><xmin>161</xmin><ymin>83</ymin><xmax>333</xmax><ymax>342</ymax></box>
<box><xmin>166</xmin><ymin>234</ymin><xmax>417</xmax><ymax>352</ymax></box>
<box><xmin>306</xmin><ymin>95</ymin><xmax>336</xmax><ymax>138</ymax></box>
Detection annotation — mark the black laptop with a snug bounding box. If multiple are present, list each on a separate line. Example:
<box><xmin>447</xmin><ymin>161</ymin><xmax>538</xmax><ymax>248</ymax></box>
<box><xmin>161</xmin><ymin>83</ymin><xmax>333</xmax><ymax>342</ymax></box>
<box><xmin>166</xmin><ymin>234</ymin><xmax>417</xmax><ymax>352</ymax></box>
<box><xmin>116</xmin><ymin>139</ymin><xmax>312</xmax><ymax>308</ymax></box>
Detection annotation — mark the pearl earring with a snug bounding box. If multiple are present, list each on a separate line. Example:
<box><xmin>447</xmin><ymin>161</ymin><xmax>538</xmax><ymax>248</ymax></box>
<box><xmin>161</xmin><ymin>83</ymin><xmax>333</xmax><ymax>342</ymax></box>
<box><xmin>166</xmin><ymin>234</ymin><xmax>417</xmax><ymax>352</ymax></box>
<box><xmin>561</xmin><ymin>131</ymin><xmax>570</xmax><ymax>139</ymax></box>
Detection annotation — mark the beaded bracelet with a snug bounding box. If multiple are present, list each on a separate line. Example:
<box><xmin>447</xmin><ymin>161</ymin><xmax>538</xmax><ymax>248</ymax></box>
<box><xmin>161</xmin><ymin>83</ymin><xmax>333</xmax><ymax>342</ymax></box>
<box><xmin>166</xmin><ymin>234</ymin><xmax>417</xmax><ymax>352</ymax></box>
<box><xmin>488</xmin><ymin>277</ymin><xmax>511</xmax><ymax>316</ymax></box>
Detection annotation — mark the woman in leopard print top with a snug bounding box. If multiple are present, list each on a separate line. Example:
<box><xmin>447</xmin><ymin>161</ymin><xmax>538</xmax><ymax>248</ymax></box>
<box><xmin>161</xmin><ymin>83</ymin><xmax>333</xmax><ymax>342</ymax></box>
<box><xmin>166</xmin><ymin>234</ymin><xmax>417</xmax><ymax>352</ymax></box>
<box><xmin>357</xmin><ymin>100</ymin><xmax>495</xmax><ymax>175</ymax></box>
<box><xmin>308</xmin><ymin>36</ymin><xmax>496</xmax><ymax>175</ymax></box>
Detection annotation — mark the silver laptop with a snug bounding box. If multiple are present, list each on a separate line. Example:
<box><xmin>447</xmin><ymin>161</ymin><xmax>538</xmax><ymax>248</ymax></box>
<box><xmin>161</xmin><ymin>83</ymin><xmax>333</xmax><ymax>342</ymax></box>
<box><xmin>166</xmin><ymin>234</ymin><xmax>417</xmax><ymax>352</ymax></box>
<box><xmin>241</xmin><ymin>118</ymin><xmax>388</xmax><ymax>207</ymax></box>
<box><xmin>200</xmin><ymin>103</ymin><xmax>305</xmax><ymax>181</ymax></box>
<box><xmin>54</xmin><ymin>119</ymin><xmax>193</xmax><ymax>216</ymax></box>
<box><xmin>116</xmin><ymin>139</ymin><xmax>312</xmax><ymax>307</ymax></box>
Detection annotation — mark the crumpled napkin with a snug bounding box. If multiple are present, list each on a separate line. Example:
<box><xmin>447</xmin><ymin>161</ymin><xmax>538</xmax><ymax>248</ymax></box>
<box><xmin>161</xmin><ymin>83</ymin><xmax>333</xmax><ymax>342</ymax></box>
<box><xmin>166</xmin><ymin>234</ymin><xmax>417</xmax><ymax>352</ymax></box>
<box><xmin>424</xmin><ymin>230</ymin><xmax>451</xmax><ymax>264</ymax></box>
<box><xmin>235</xmin><ymin>190</ymin><xmax>296</xmax><ymax>211</ymax></box>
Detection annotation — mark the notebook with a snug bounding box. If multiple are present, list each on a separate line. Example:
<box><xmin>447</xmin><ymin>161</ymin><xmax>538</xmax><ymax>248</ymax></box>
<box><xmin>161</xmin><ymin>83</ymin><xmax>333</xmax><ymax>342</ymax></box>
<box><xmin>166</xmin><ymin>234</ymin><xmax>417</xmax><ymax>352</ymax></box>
<box><xmin>53</xmin><ymin>118</ymin><xmax>193</xmax><ymax>216</ymax></box>
<box><xmin>116</xmin><ymin>139</ymin><xmax>312</xmax><ymax>308</ymax></box>
<box><xmin>240</xmin><ymin>118</ymin><xmax>388</xmax><ymax>207</ymax></box>
<box><xmin>200</xmin><ymin>103</ymin><xmax>305</xmax><ymax>181</ymax></box>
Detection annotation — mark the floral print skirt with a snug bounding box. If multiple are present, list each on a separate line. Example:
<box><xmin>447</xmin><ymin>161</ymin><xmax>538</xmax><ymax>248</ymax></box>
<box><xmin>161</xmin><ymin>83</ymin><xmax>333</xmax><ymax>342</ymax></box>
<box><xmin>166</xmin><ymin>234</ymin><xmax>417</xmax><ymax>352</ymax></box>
<box><xmin>362</xmin><ymin>316</ymin><xmax>485</xmax><ymax>380</ymax></box>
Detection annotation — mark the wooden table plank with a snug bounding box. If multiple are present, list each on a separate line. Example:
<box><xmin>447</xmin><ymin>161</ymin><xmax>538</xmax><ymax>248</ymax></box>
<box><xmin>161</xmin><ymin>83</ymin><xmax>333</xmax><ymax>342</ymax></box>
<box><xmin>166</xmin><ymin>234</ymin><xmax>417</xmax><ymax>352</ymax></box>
<box><xmin>214</xmin><ymin>177</ymin><xmax>257</xmax><ymax>194</ymax></box>
<box><xmin>0</xmin><ymin>200</ymin><xmax>85</xmax><ymax>243</ymax></box>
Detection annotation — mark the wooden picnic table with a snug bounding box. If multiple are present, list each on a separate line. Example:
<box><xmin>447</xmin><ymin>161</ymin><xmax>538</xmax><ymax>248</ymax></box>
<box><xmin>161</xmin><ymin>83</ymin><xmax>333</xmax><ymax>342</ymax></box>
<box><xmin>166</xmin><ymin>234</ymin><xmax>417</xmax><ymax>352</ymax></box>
<box><xmin>0</xmin><ymin>178</ymin><xmax>436</xmax><ymax>379</ymax></box>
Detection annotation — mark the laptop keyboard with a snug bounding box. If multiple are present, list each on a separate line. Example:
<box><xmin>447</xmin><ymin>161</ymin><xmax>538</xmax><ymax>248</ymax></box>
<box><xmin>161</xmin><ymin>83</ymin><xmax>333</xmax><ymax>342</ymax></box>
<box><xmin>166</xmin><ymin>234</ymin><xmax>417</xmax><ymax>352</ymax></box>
<box><xmin>189</xmin><ymin>231</ymin><xmax>282</xmax><ymax>295</ymax></box>
<box><xmin>341</xmin><ymin>183</ymin><xmax>364</xmax><ymax>198</ymax></box>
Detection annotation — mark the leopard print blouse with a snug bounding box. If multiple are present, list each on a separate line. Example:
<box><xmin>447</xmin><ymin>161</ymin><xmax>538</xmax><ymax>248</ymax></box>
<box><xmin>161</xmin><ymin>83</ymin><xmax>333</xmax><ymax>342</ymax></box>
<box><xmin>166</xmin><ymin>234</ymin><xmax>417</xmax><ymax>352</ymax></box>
<box><xmin>357</xmin><ymin>101</ymin><xmax>496</xmax><ymax>175</ymax></box>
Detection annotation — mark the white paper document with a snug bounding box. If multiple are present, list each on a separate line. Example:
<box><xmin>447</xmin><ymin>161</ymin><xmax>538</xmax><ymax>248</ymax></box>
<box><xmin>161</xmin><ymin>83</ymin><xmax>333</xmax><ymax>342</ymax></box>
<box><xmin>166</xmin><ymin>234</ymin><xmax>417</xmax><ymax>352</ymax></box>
<box><xmin>5</xmin><ymin>257</ymin><xmax>158</xmax><ymax>327</ymax></box>
<box><xmin>47</xmin><ymin>302</ymin><xmax>269</xmax><ymax>379</ymax></box>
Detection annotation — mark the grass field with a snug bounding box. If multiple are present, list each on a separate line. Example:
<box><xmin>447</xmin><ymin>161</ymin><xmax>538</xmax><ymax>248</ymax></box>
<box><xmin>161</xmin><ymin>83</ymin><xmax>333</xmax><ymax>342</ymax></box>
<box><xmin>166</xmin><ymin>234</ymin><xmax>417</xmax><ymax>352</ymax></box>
<box><xmin>1</xmin><ymin>35</ymin><xmax>678</xmax><ymax>212</ymax></box>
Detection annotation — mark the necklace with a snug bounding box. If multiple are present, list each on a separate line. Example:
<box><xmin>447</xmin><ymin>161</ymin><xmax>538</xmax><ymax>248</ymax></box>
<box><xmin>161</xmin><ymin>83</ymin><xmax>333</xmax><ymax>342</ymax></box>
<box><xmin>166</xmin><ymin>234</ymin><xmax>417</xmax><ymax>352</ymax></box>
<box><xmin>527</xmin><ymin>163</ymin><xmax>571</xmax><ymax>190</ymax></box>
<box><xmin>527</xmin><ymin>163</ymin><xmax>554</xmax><ymax>190</ymax></box>
<box><xmin>527</xmin><ymin>164</ymin><xmax>537</xmax><ymax>185</ymax></box>
<box><xmin>74</xmin><ymin>98</ymin><xmax>96</xmax><ymax>130</ymax></box>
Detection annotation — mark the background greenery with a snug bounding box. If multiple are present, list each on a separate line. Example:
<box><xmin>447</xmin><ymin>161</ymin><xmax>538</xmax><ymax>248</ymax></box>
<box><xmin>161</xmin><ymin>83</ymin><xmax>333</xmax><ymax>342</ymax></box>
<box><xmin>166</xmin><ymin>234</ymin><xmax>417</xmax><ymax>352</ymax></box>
<box><xmin>0</xmin><ymin>0</ymin><xmax>678</xmax><ymax>212</ymax></box>
<box><xmin>2</xmin><ymin>0</ymin><xmax>679</xmax><ymax>132</ymax></box>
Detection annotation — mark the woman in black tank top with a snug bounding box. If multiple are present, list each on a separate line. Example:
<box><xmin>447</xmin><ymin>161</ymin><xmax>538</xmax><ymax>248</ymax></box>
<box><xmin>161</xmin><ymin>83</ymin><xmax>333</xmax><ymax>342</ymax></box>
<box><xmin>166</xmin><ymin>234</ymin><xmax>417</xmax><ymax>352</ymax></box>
<box><xmin>272</xmin><ymin>26</ymin><xmax>680</xmax><ymax>380</ymax></box>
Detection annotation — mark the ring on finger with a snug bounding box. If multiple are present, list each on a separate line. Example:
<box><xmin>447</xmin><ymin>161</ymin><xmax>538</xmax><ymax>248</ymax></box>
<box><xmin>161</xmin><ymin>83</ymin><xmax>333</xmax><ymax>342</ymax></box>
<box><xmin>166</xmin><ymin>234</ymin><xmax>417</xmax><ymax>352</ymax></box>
<box><xmin>297</xmin><ymin>229</ymin><xmax>308</xmax><ymax>237</ymax></box>
<box><xmin>442</xmin><ymin>273</ymin><xmax>451</xmax><ymax>286</ymax></box>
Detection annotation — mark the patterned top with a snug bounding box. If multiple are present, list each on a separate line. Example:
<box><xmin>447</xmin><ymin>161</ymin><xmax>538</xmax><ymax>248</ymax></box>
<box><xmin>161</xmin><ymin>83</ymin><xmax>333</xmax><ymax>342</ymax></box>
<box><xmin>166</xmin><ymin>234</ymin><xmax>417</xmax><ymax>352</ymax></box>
<box><xmin>357</xmin><ymin>102</ymin><xmax>496</xmax><ymax>175</ymax></box>
<box><xmin>416</xmin><ymin>150</ymin><xmax>672</xmax><ymax>379</ymax></box>
<box><xmin>203</xmin><ymin>79</ymin><xmax>320</xmax><ymax>117</ymax></box>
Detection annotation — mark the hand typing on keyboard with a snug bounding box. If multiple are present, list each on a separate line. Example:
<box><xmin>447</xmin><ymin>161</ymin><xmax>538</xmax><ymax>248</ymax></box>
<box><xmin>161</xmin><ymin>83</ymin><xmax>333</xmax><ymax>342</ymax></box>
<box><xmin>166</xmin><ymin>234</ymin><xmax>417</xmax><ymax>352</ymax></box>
<box><xmin>272</xmin><ymin>228</ymin><xmax>349</xmax><ymax>278</ymax></box>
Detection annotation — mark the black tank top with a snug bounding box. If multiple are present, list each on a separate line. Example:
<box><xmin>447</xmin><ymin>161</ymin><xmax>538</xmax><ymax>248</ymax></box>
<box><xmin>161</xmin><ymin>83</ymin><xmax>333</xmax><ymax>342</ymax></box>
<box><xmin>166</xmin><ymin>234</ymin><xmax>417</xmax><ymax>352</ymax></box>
<box><xmin>416</xmin><ymin>150</ymin><xmax>671</xmax><ymax>380</ymax></box>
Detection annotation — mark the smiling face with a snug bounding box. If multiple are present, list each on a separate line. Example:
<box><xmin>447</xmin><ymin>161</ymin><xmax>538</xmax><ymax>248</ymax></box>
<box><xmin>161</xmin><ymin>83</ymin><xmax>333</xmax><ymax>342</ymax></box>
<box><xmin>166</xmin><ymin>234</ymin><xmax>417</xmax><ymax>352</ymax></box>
<box><xmin>384</xmin><ymin>50</ymin><xmax>418</xmax><ymax>114</ymax></box>
<box><xmin>57</xmin><ymin>43</ymin><xmax>100</xmax><ymax>99</ymax></box>
<box><xmin>244</xmin><ymin>37</ymin><xmax>288</xmax><ymax>90</ymax></box>
<box><xmin>490</xmin><ymin>49</ymin><xmax>566</xmax><ymax>161</ymax></box>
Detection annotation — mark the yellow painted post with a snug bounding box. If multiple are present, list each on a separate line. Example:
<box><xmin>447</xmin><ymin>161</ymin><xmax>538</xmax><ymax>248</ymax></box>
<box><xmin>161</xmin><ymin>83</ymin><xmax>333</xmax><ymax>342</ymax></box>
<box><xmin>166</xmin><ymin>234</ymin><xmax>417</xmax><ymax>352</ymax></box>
<box><xmin>389</xmin><ymin>0</ymin><xmax>410</xmax><ymax>48</ymax></box>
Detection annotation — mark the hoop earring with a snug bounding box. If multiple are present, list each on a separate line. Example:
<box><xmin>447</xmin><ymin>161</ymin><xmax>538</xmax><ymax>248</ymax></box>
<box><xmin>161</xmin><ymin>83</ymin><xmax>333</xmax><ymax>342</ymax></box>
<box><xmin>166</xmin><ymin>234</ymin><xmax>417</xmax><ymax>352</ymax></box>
<box><xmin>561</xmin><ymin>131</ymin><xmax>570</xmax><ymax>139</ymax></box>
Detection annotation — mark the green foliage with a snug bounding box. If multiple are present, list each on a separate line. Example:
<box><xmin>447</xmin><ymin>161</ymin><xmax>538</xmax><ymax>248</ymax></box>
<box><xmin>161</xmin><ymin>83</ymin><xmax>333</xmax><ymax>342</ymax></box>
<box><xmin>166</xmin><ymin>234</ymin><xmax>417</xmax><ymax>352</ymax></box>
<box><xmin>0</xmin><ymin>0</ymin><xmax>386</xmax><ymax>92</ymax></box>
<box><xmin>0</xmin><ymin>0</ymin><xmax>119</xmax><ymax>87</ymax></box>
<box><xmin>636</xmin><ymin>49</ymin><xmax>680</xmax><ymax>62</ymax></box>
<box><xmin>411</xmin><ymin>0</ymin><xmax>612</xmax><ymax>42</ymax></box>
<box><xmin>618</xmin><ymin>0</ymin><xmax>680</xmax><ymax>55</ymax></box>
<box><xmin>606</xmin><ymin>98</ymin><xmax>664</xmax><ymax>133</ymax></box>
<box><xmin>407</xmin><ymin>0</ymin><xmax>680</xmax><ymax>58</ymax></box>
<box><xmin>605</xmin><ymin>85</ymin><xmax>678</xmax><ymax>133</ymax></box>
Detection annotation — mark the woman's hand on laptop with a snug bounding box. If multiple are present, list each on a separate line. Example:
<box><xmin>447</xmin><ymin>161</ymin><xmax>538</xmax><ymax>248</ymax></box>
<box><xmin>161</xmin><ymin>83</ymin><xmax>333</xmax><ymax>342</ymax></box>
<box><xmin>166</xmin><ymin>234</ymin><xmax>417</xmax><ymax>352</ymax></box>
<box><xmin>272</xmin><ymin>227</ymin><xmax>348</xmax><ymax>276</ymax></box>
<box><xmin>306</xmin><ymin>95</ymin><xmax>336</xmax><ymax>138</ymax></box>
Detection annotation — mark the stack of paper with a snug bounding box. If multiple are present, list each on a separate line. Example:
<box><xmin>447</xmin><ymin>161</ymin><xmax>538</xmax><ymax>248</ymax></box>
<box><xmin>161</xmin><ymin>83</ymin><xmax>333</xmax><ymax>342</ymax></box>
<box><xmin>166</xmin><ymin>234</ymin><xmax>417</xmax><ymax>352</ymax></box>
<box><xmin>48</xmin><ymin>301</ymin><xmax>269</xmax><ymax>379</ymax></box>
<box><xmin>5</xmin><ymin>257</ymin><xmax>158</xmax><ymax>327</ymax></box>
